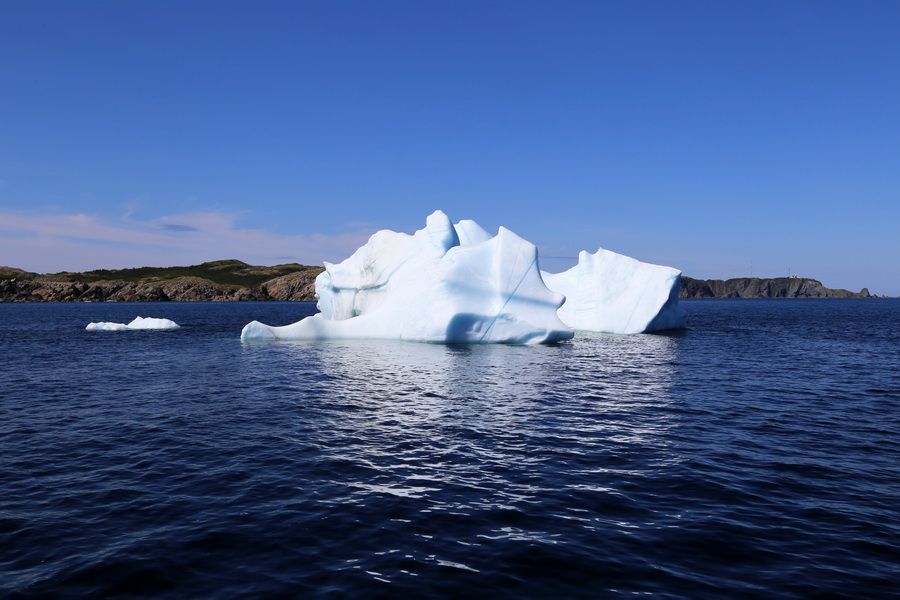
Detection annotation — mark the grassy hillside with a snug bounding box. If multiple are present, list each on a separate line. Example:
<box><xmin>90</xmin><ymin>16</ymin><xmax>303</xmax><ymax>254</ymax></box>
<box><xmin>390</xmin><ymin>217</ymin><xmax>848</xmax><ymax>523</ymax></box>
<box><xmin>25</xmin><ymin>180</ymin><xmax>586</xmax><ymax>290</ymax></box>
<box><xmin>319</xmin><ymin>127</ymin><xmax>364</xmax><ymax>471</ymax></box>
<box><xmin>40</xmin><ymin>259</ymin><xmax>320</xmax><ymax>289</ymax></box>
<box><xmin>0</xmin><ymin>266</ymin><xmax>34</xmax><ymax>279</ymax></box>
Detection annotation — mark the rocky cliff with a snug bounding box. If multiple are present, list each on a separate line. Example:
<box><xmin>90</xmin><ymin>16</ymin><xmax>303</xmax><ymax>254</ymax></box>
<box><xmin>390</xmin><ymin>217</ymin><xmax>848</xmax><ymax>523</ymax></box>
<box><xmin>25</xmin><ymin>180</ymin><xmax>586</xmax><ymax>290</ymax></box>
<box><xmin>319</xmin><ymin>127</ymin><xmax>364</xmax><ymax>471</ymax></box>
<box><xmin>680</xmin><ymin>276</ymin><xmax>870</xmax><ymax>299</ymax></box>
<box><xmin>0</xmin><ymin>260</ymin><xmax>324</xmax><ymax>302</ymax></box>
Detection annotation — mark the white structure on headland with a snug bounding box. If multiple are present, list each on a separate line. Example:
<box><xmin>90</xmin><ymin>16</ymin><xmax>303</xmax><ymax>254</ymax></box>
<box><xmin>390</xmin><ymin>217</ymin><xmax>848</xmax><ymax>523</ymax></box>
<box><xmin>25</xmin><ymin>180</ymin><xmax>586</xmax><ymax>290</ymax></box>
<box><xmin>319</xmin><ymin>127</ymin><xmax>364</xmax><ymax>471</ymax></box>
<box><xmin>542</xmin><ymin>248</ymin><xmax>685</xmax><ymax>334</ymax></box>
<box><xmin>86</xmin><ymin>316</ymin><xmax>180</xmax><ymax>331</ymax></box>
<box><xmin>241</xmin><ymin>211</ymin><xmax>574</xmax><ymax>345</ymax></box>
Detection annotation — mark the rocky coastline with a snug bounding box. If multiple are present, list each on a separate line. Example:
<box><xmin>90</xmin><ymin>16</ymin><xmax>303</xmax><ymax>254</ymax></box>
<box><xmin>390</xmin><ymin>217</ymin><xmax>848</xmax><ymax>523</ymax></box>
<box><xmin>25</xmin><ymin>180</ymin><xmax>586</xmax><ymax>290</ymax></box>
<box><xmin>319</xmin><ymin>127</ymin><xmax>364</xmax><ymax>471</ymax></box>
<box><xmin>0</xmin><ymin>261</ymin><xmax>873</xmax><ymax>302</ymax></box>
<box><xmin>0</xmin><ymin>261</ymin><xmax>323</xmax><ymax>302</ymax></box>
<box><xmin>679</xmin><ymin>276</ymin><xmax>870</xmax><ymax>299</ymax></box>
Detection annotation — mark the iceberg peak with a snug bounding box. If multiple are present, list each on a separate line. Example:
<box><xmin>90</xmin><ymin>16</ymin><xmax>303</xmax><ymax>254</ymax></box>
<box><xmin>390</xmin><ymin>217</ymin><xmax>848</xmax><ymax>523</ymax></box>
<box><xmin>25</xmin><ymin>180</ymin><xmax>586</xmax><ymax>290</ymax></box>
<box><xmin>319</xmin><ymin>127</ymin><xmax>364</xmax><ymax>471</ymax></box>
<box><xmin>454</xmin><ymin>219</ymin><xmax>491</xmax><ymax>246</ymax></box>
<box><xmin>422</xmin><ymin>209</ymin><xmax>459</xmax><ymax>255</ymax></box>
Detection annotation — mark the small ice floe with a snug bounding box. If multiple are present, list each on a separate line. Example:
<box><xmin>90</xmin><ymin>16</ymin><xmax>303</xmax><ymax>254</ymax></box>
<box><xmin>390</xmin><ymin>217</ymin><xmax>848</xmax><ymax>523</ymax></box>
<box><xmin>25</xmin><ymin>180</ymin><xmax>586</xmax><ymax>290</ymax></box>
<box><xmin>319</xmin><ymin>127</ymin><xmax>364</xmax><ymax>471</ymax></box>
<box><xmin>85</xmin><ymin>316</ymin><xmax>180</xmax><ymax>331</ymax></box>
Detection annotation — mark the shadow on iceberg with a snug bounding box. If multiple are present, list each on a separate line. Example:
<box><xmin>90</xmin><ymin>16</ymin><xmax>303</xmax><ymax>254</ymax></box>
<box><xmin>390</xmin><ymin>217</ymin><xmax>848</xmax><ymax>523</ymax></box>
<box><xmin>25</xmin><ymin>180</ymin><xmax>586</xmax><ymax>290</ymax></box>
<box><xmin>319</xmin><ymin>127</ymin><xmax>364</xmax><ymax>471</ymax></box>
<box><xmin>444</xmin><ymin>312</ymin><xmax>571</xmax><ymax>346</ymax></box>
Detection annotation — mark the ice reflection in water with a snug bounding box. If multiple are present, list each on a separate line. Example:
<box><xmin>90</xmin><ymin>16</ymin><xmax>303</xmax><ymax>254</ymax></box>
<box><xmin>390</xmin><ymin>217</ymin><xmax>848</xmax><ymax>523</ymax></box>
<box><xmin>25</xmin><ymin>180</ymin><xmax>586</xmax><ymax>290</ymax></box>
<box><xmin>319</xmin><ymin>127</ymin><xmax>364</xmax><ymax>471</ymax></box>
<box><xmin>239</xmin><ymin>334</ymin><xmax>682</xmax><ymax>578</ymax></box>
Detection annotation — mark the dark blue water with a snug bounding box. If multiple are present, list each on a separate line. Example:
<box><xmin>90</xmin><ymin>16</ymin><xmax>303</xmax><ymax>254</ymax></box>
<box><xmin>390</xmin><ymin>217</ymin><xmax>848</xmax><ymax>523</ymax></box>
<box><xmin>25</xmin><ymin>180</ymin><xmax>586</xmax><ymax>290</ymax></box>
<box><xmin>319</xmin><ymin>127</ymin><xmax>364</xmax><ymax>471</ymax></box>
<box><xmin>1</xmin><ymin>300</ymin><xmax>898</xmax><ymax>598</ymax></box>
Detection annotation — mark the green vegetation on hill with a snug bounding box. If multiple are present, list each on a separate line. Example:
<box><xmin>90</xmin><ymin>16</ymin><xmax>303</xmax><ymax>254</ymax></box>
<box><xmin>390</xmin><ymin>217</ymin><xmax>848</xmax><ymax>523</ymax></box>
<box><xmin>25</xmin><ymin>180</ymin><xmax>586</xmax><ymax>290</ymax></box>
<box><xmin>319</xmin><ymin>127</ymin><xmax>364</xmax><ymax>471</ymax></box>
<box><xmin>41</xmin><ymin>259</ymin><xmax>320</xmax><ymax>289</ymax></box>
<box><xmin>0</xmin><ymin>266</ymin><xmax>33</xmax><ymax>279</ymax></box>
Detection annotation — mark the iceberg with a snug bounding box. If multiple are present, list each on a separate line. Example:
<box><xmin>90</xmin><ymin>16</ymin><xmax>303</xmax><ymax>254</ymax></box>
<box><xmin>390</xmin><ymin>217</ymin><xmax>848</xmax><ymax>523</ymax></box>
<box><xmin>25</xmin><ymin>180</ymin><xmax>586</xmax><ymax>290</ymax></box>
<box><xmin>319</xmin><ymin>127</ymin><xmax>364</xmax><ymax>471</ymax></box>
<box><xmin>542</xmin><ymin>248</ymin><xmax>685</xmax><ymax>334</ymax></box>
<box><xmin>241</xmin><ymin>211</ymin><xmax>573</xmax><ymax>344</ymax></box>
<box><xmin>86</xmin><ymin>316</ymin><xmax>180</xmax><ymax>331</ymax></box>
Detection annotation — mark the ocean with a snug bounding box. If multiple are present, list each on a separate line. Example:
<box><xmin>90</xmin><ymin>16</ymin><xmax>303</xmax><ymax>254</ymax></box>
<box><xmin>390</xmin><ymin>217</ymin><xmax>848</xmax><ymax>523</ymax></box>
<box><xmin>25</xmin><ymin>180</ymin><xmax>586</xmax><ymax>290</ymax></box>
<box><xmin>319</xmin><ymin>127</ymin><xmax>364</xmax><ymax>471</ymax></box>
<box><xmin>1</xmin><ymin>299</ymin><xmax>898</xmax><ymax>598</ymax></box>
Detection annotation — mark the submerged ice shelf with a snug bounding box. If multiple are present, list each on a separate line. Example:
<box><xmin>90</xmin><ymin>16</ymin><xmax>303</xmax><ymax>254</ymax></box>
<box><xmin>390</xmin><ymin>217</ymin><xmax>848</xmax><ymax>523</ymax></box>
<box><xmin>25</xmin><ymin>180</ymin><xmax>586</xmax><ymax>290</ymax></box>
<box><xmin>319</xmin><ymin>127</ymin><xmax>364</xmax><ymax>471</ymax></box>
<box><xmin>241</xmin><ymin>210</ymin><xmax>685</xmax><ymax>344</ymax></box>
<box><xmin>86</xmin><ymin>317</ymin><xmax>180</xmax><ymax>331</ymax></box>
<box><xmin>241</xmin><ymin>211</ymin><xmax>574</xmax><ymax>345</ymax></box>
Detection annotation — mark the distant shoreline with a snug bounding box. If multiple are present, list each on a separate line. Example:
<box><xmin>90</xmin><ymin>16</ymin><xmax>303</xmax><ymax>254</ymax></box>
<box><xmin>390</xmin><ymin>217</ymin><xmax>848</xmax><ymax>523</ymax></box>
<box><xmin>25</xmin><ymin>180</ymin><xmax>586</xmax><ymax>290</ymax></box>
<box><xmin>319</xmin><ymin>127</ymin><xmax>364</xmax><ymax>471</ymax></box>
<box><xmin>679</xmin><ymin>276</ymin><xmax>871</xmax><ymax>299</ymax></box>
<box><xmin>0</xmin><ymin>261</ymin><xmax>875</xmax><ymax>302</ymax></box>
<box><xmin>0</xmin><ymin>260</ymin><xmax>323</xmax><ymax>303</ymax></box>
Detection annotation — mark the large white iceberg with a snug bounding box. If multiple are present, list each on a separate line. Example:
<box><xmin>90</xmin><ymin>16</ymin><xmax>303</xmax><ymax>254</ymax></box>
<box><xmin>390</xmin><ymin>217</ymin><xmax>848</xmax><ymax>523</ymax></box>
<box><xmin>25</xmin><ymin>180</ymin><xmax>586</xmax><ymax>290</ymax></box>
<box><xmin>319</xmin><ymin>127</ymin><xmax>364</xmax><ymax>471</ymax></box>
<box><xmin>542</xmin><ymin>248</ymin><xmax>685</xmax><ymax>334</ymax></box>
<box><xmin>241</xmin><ymin>211</ymin><xmax>573</xmax><ymax>344</ymax></box>
<box><xmin>86</xmin><ymin>316</ymin><xmax>180</xmax><ymax>331</ymax></box>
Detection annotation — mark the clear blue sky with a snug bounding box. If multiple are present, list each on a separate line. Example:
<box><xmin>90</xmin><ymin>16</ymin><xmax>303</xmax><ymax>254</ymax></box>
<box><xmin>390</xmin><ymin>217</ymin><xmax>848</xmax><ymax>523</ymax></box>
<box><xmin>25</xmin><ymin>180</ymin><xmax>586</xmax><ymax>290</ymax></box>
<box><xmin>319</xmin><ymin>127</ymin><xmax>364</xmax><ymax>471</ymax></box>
<box><xmin>1</xmin><ymin>0</ymin><xmax>898</xmax><ymax>294</ymax></box>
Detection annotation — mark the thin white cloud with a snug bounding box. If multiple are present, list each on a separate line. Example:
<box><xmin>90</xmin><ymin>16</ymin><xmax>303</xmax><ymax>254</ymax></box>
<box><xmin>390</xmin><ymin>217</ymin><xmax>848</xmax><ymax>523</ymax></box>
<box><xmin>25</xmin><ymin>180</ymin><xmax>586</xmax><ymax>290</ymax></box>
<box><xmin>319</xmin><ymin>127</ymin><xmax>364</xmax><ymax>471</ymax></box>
<box><xmin>0</xmin><ymin>210</ymin><xmax>373</xmax><ymax>273</ymax></box>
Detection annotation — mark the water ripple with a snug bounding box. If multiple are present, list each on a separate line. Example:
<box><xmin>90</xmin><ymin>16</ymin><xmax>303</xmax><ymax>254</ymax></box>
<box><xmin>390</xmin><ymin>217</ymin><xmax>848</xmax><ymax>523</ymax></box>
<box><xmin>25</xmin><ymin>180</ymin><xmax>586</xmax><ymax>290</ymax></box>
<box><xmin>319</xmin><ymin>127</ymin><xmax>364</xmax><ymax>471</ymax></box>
<box><xmin>1</xmin><ymin>299</ymin><xmax>898</xmax><ymax>598</ymax></box>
